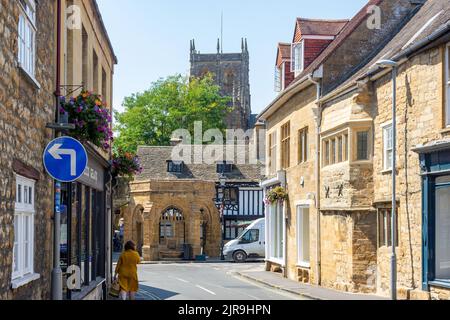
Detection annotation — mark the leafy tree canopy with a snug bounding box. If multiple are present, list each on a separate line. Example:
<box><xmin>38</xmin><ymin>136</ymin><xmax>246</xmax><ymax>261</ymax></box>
<box><xmin>114</xmin><ymin>74</ymin><xmax>231</xmax><ymax>153</ymax></box>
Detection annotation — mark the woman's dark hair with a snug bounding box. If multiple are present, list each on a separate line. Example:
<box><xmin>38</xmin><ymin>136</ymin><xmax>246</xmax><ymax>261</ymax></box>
<box><xmin>124</xmin><ymin>241</ymin><xmax>136</xmax><ymax>251</ymax></box>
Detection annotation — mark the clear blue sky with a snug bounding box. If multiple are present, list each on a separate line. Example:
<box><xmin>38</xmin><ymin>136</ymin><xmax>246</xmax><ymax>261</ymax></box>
<box><xmin>97</xmin><ymin>0</ymin><xmax>368</xmax><ymax>115</ymax></box>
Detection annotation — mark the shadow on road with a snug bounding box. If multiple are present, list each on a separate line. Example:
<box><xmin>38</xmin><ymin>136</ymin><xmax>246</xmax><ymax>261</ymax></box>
<box><xmin>137</xmin><ymin>284</ymin><xmax>178</xmax><ymax>300</ymax></box>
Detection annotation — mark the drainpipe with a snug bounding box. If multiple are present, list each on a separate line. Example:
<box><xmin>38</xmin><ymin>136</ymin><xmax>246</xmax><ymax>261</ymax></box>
<box><xmin>309</xmin><ymin>75</ymin><xmax>322</xmax><ymax>286</ymax></box>
<box><xmin>51</xmin><ymin>0</ymin><xmax>63</xmax><ymax>301</ymax></box>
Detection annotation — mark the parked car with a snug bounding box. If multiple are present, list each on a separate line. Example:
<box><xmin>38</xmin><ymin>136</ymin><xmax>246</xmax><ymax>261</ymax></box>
<box><xmin>223</xmin><ymin>218</ymin><xmax>265</xmax><ymax>263</ymax></box>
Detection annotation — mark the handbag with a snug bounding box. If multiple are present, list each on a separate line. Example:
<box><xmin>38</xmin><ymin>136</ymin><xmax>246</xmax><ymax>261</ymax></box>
<box><xmin>109</xmin><ymin>277</ymin><xmax>121</xmax><ymax>298</ymax></box>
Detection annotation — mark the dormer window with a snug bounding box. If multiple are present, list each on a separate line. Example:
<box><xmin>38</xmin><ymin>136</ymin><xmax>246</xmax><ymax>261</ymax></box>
<box><xmin>274</xmin><ymin>64</ymin><xmax>286</xmax><ymax>92</ymax></box>
<box><xmin>275</xmin><ymin>66</ymin><xmax>282</xmax><ymax>92</ymax></box>
<box><xmin>167</xmin><ymin>160</ymin><xmax>184</xmax><ymax>173</ymax></box>
<box><xmin>291</xmin><ymin>41</ymin><xmax>304</xmax><ymax>75</ymax></box>
<box><xmin>217</xmin><ymin>161</ymin><xmax>233</xmax><ymax>174</ymax></box>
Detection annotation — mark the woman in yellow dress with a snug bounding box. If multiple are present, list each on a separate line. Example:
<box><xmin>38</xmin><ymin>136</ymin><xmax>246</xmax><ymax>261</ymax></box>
<box><xmin>114</xmin><ymin>240</ymin><xmax>141</xmax><ymax>300</ymax></box>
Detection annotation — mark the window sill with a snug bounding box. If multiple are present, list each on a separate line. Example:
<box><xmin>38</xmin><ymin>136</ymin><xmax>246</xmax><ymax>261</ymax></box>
<box><xmin>266</xmin><ymin>258</ymin><xmax>285</xmax><ymax>267</ymax></box>
<box><xmin>381</xmin><ymin>169</ymin><xmax>393</xmax><ymax>175</ymax></box>
<box><xmin>429</xmin><ymin>280</ymin><xmax>450</xmax><ymax>290</ymax></box>
<box><xmin>440</xmin><ymin>127</ymin><xmax>450</xmax><ymax>135</ymax></box>
<box><xmin>17</xmin><ymin>63</ymin><xmax>41</xmax><ymax>89</ymax></box>
<box><xmin>11</xmin><ymin>273</ymin><xmax>41</xmax><ymax>289</ymax></box>
<box><xmin>296</xmin><ymin>262</ymin><xmax>310</xmax><ymax>269</ymax></box>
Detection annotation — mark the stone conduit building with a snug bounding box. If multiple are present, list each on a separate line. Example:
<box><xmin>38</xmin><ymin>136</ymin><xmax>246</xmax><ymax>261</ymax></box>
<box><xmin>259</xmin><ymin>0</ymin><xmax>450</xmax><ymax>299</ymax></box>
<box><xmin>116</xmin><ymin>144</ymin><xmax>265</xmax><ymax>261</ymax></box>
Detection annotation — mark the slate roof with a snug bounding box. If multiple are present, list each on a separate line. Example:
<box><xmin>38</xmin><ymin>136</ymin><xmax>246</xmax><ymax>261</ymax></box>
<box><xmin>278</xmin><ymin>43</ymin><xmax>292</xmax><ymax>60</ymax></box>
<box><xmin>340</xmin><ymin>0</ymin><xmax>450</xmax><ymax>89</ymax></box>
<box><xmin>290</xmin><ymin>0</ymin><xmax>384</xmax><ymax>87</ymax></box>
<box><xmin>296</xmin><ymin>18</ymin><xmax>349</xmax><ymax>37</ymax></box>
<box><xmin>136</xmin><ymin>145</ymin><xmax>265</xmax><ymax>183</ymax></box>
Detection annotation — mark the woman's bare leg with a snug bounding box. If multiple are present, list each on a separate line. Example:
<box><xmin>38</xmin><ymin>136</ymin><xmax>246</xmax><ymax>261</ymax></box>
<box><xmin>129</xmin><ymin>292</ymin><xmax>136</xmax><ymax>300</ymax></box>
<box><xmin>120</xmin><ymin>291</ymin><xmax>128</xmax><ymax>301</ymax></box>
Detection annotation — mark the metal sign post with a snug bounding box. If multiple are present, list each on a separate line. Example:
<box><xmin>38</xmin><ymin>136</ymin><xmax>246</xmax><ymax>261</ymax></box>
<box><xmin>43</xmin><ymin>136</ymin><xmax>88</xmax><ymax>300</ymax></box>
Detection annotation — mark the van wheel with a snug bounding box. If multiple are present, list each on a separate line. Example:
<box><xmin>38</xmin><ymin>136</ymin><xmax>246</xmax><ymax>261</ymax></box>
<box><xmin>233</xmin><ymin>251</ymin><xmax>247</xmax><ymax>263</ymax></box>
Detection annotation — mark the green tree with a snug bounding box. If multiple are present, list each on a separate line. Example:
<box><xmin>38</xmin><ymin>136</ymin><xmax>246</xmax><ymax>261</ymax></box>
<box><xmin>114</xmin><ymin>74</ymin><xmax>231</xmax><ymax>153</ymax></box>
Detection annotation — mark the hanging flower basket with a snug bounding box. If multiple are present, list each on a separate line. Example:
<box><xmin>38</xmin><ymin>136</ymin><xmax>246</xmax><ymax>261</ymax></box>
<box><xmin>111</xmin><ymin>149</ymin><xmax>143</xmax><ymax>179</ymax></box>
<box><xmin>264</xmin><ymin>186</ymin><xmax>288</xmax><ymax>205</ymax></box>
<box><xmin>59</xmin><ymin>90</ymin><xmax>113</xmax><ymax>151</ymax></box>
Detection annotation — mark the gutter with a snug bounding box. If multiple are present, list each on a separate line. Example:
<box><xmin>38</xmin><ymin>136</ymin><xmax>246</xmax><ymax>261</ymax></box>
<box><xmin>308</xmin><ymin>75</ymin><xmax>322</xmax><ymax>287</ymax></box>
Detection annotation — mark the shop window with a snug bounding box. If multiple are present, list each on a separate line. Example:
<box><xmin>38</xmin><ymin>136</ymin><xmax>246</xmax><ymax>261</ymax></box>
<box><xmin>383</xmin><ymin>124</ymin><xmax>393</xmax><ymax>171</ymax></box>
<box><xmin>435</xmin><ymin>179</ymin><xmax>450</xmax><ymax>280</ymax></box>
<box><xmin>281</xmin><ymin>122</ymin><xmax>291</xmax><ymax>169</ymax></box>
<box><xmin>269</xmin><ymin>131</ymin><xmax>277</xmax><ymax>175</ymax></box>
<box><xmin>296</xmin><ymin>206</ymin><xmax>310</xmax><ymax>266</ymax></box>
<box><xmin>18</xmin><ymin>0</ymin><xmax>36</xmax><ymax>78</ymax></box>
<box><xmin>298</xmin><ymin>127</ymin><xmax>308</xmax><ymax>164</ymax></box>
<box><xmin>377</xmin><ymin>208</ymin><xmax>399</xmax><ymax>248</ymax></box>
<box><xmin>357</xmin><ymin>131</ymin><xmax>369</xmax><ymax>161</ymax></box>
<box><xmin>12</xmin><ymin>175</ymin><xmax>36</xmax><ymax>282</ymax></box>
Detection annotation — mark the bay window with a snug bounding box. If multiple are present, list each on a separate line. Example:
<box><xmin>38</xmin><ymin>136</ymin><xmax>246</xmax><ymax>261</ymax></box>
<box><xmin>18</xmin><ymin>0</ymin><xmax>36</xmax><ymax>77</ymax></box>
<box><xmin>356</xmin><ymin>131</ymin><xmax>369</xmax><ymax>161</ymax></box>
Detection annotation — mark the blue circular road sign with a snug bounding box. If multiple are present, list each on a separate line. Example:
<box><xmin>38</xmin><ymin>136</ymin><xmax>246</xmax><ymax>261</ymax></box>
<box><xmin>43</xmin><ymin>136</ymin><xmax>88</xmax><ymax>183</ymax></box>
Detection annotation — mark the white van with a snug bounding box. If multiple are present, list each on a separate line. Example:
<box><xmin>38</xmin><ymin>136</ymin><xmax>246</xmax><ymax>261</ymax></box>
<box><xmin>223</xmin><ymin>218</ymin><xmax>265</xmax><ymax>263</ymax></box>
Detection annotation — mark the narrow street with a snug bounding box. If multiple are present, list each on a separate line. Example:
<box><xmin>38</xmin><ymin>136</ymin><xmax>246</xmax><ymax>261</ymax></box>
<box><xmin>133</xmin><ymin>263</ymin><xmax>308</xmax><ymax>300</ymax></box>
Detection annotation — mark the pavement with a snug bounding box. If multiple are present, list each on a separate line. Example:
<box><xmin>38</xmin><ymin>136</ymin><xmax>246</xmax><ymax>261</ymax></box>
<box><xmin>234</xmin><ymin>267</ymin><xmax>389</xmax><ymax>300</ymax></box>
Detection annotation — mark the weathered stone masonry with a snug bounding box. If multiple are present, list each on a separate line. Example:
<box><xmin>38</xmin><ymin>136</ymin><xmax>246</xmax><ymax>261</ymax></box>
<box><xmin>0</xmin><ymin>0</ymin><xmax>56</xmax><ymax>299</ymax></box>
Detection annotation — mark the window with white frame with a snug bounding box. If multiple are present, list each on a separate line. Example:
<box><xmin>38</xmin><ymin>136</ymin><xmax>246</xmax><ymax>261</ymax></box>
<box><xmin>291</xmin><ymin>41</ymin><xmax>304</xmax><ymax>75</ymax></box>
<box><xmin>445</xmin><ymin>43</ymin><xmax>450</xmax><ymax>126</ymax></box>
<box><xmin>18</xmin><ymin>0</ymin><xmax>36</xmax><ymax>77</ymax></box>
<box><xmin>296</xmin><ymin>206</ymin><xmax>310</xmax><ymax>266</ymax></box>
<box><xmin>383</xmin><ymin>124</ymin><xmax>393</xmax><ymax>171</ymax></box>
<box><xmin>274</xmin><ymin>65</ymin><xmax>282</xmax><ymax>92</ymax></box>
<box><xmin>13</xmin><ymin>175</ymin><xmax>36</xmax><ymax>281</ymax></box>
<box><xmin>268</xmin><ymin>202</ymin><xmax>284</xmax><ymax>261</ymax></box>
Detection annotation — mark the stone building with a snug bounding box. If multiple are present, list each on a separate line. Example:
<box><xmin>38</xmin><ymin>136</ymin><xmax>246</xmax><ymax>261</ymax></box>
<box><xmin>58</xmin><ymin>0</ymin><xmax>117</xmax><ymax>300</ymax></box>
<box><xmin>258</xmin><ymin>0</ymin><xmax>445</xmax><ymax>299</ymax></box>
<box><xmin>0</xmin><ymin>0</ymin><xmax>56</xmax><ymax>300</ymax></box>
<box><xmin>320</xmin><ymin>0</ymin><xmax>450</xmax><ymax>299</ymax></box>
<box><xmin>0</xmin><ymin>0</ymin><xmax>116</xmax><ymax>300</ymax></box>
<box><xmin>117</xmin><ymin>144</ymin><xmax>265</xmax><ymax>261</ymax></box>
<box><xmin>190</xmin><ymin>39</ymin><xmax>254</xmax><ymax>130</ymax></box>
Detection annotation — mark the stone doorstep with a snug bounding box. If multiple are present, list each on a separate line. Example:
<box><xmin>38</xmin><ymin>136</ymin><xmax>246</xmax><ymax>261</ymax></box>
<box><xmin>235</xmin><ymin>271</ymin><xmax>388</xmax><ymax>301</ymax></box>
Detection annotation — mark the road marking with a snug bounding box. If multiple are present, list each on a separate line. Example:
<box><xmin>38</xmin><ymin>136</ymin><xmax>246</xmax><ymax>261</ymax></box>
<box><xmin>196</xmin><ymin>285</ymin><xmax>216</xmax><ymax>296</ymax></box>
<box><xmin>169</xmin><ymin>276</ymin><xmax>190</xmax><ymax>283</ymax></box>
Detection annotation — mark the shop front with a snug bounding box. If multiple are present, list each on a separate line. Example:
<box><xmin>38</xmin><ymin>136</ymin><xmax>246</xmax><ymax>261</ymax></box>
<box><xmin>415</xmin><ymin>142</ymin><xmax>450</xmax><ymax>298</ymax></box>
<box><xmin>60</xmin><ymin>147</ymin><xmax>111</xmax><ymax>300</ymax></box>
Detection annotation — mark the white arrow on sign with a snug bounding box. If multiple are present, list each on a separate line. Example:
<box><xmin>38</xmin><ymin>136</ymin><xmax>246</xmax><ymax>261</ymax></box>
<box><xmin>48</xmin><ymin>143</ymin><xmax>77</xmax><ymax>176</ymax></box>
